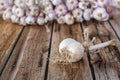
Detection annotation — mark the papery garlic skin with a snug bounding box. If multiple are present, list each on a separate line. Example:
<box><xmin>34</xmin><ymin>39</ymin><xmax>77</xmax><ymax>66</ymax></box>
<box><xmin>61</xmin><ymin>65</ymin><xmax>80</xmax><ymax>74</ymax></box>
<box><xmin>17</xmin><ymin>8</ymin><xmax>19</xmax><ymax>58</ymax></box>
<box><xmin>67</xmin><ymin>42</ymin><xmax>84</xmax><ymax>62</ymax></box>
<box><xmin>59</xmin><ymin>38</ymin><xmax>76</xmax><ymax>53</ymax></box>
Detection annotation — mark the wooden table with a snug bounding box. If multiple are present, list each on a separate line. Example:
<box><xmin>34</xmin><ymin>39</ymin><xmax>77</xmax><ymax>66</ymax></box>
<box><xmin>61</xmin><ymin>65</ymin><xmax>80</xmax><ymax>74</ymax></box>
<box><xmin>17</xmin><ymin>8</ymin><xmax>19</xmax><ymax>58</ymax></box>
<box><xmin>0</xmin><ymin>17</ymin><xmax>120</xmax><ymax>80</ymax></box>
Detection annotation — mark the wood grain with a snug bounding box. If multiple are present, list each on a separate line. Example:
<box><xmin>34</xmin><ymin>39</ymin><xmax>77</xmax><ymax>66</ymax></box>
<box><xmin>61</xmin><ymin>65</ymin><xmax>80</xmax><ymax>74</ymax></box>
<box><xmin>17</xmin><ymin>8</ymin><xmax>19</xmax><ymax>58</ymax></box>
<box><xmin>47</xmin><ymin>23</ymin><xmax>93</xmax><ymax>80</ymax></box>
<box><xmin>84</xmin><ymin>22</ymin><xmax>120</xmax><ymax>80</ymax></box>
<box><xmin>0</xmin><ymin>19</ymin><xmax>23</xmax><ymax>72</ymax></box>
<box><xmin>0</xmin><ymin>24</ymin><xmax>52</xmax><ymax>80</ymax></box>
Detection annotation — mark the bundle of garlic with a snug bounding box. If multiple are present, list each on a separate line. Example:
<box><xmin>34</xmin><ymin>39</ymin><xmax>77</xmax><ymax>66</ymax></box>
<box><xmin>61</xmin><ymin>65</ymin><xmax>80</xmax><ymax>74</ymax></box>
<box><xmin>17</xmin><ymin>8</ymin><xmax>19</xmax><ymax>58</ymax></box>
<box><xmin>57</xmin><ymin>38</ymin><xmax>116</xmax><ymax>63</ymax></box>
<box><xmin>0</xmin><ymin>0</ymin><xmax>120</xmax><ymax>25</ymax></box>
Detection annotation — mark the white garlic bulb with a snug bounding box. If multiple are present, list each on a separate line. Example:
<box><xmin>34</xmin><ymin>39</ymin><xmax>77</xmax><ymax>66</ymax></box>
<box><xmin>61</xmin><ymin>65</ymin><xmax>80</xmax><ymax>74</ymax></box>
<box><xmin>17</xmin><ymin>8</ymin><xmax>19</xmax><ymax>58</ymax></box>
<box><xmin>65</xmin><ymin>13</ymin><xmax>74</xmax><ymax>25</ymax></box>
<box><xmin>11</xmin><ymin>15</ymin><xmax>19</xmax><ymax>23</ymax></box>
<box><xmin>29</xmin><ymin>5</ymin><xmax>39</xmax><ymax>17</ymax></box>
<box><xmin>57</xmin><ymin>16</ymin><xmax>65</xmax><ymax>24</ymax></box>
<box><xmin>92</xmin><ymin>7</ymin><xmax>109</xmax><ymax>21</ymax></box>
<box><xmin>19</xmin><ymin>16</ymin><xmax>27</xmax><ymax>25</ymax></box>
<box><xmin>37</xmin><ymin>17</ymin><xmax>45</xmax><ymax>25</ymax></box>
<box><xmin>14</xmin><ymin>0</ymin><xmax>25</xmax><ymax>7</ymax></box>
<box><xmin>25</xmin><ymin>16</ymin><xmax>36</xmax><ymax>24</ymax></box>
<box><xmin>83</xmin><ymin>8</ymin><xmax>92</xmax><ymax>21</ymax></box>
<box><xmin>78</xmin><ymin>1</ymin><xmax>88</xmax><ymax>10</ymax></box>
<box><xmin>15</xmin><ymin>7</ymin><xmax>24</xmax><ymax>17</ymax></box>
<box><xmin>51</xmin><ymin>0</ymin><xmax>63</xmax><ymax>6</ymax></box>
<box><xmin>2</xmin><ymin>8</ymin><xmax>12</xmax><ymax>20</ymax></box>
<box><xmin>25</xmin><ymin>0</ymin><xmax>35</xmax><ymax>6</ymax></box>
<box><xmin>112</xmin><ymin>0</ymin><xmax>120</xmax><ymax>9</ymax></box>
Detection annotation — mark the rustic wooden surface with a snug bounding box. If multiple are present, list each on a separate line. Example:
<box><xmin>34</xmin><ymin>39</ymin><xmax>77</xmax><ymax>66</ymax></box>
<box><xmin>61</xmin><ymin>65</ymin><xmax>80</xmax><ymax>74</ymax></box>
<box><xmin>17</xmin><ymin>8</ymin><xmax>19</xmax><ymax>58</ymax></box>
<box><xmin>0</xmin><ymin>17</ymin><xmax>120</xmax><ymax>80</ymax></box>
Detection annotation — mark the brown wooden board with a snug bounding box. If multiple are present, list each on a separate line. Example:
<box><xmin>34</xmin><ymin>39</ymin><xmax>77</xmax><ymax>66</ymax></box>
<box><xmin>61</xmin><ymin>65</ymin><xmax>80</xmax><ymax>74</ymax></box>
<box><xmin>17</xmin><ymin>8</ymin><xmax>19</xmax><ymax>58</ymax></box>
<box><xmin>82</xmin><ymin>22</ymin><xmax>120</xmax><ymax>80</ymax></box>
<box><xmin>0</xmin><ymin>24</ymin><xmax>52</xmax><ymax>80</ymax></box>
<box><xmin>47</xmin><ymin>23</ymin><xmax>93</xmax><ymax>80</ymax></box>
<box><xmin>0</xmin><ymin>19</ymin><xmax>23</xmax><ymax>72</ymax></box>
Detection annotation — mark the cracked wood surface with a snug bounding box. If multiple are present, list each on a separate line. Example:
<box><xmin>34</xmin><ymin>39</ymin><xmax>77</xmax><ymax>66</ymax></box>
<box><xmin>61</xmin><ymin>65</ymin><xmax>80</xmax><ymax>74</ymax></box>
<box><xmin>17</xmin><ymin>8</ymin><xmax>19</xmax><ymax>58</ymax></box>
<box><xmin>0</xmin><ymin>17</ymin><xmax>120</xmax><ymax>80</ymax></box>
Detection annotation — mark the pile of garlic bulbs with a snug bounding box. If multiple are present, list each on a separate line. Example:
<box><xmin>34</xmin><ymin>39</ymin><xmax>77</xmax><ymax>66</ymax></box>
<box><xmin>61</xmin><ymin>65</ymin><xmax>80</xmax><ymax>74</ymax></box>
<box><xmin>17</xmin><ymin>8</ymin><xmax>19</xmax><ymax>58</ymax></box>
<box><xmin>0</xmin><ymin>0</ymin><xmax>120</xmax><ymax>25</ymax></box>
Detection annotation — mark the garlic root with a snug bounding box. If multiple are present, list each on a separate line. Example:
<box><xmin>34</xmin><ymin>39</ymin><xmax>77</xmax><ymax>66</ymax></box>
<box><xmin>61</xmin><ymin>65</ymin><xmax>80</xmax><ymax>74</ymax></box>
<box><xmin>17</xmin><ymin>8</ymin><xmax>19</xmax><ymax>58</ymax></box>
<box><xmin>45</xmin><ymin>24</ymin><xmax>50</xmax><ymax>33</ymax></box>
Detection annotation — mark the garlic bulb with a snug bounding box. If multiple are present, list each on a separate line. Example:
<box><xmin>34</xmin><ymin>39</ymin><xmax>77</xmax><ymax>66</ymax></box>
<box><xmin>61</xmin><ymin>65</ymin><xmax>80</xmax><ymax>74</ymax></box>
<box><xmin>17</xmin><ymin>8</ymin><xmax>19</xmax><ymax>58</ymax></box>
<box><xmin>29</xmin><ymin>5</ymin><xmax>39</xmax><ymax>17</ymax></box>
<box><xmin>51</xmin><ymin>0</ymin><xmax>63</xmax><ymax>6</ymax></box>
<box><xmin>25</xmin><ymin>0</ymin><xmax>35</xmax><ymax>6</ymax></box>
<box><xmin>37</xmin><ymin>17</ymin><xmax>45</xmax><ymax>25</ymax></box>
<box><xmin>78</xmin><ymin>1</ymin><xmax>88</xmax><ymax>10</ymax></box>
<box><xmin>83</xmin><ymin>8</ymin><xmax>92</xmax><ymax>21</ymax></box>
<box><xmin>2</xmin><ymin>7</ymin><xmax>12</xmax><ymax>20</ymax></box>
<box><xmin>25</xmin><ymin>16</ymin><xmax>36</xmax><ymax>24</ymax></box>
<box><xmin>57</xmin><ymin>16</ymin><xmax>65</xmax><ymax>24</ymax></box>
<box><xmin>11</xmin><ymin>15</ymin><xmax>19</xmax><ymax>23</ymax></box>
<box><xmin>66</xmin><ymin>0</ymin><xmax>78</xmax><ymax>10</ymax></box>
<box><xmin>15</xmin><ymin>7</ymin><xmax>24</xmax><ymax>17</ymax></box>
<box><xmin>112</xmin><ymin>0</ymin><xmax>120</xmax><ymax>9</ymax></box>
<box><xmin>93</xmin><ymin>7</ymin><xmax>109</xmax><ymax>21</ymax></box>
<box><xmin>19</xmin><ymin>16</ymin><xmax>27</xmax><ymax>25</ymax></box>
<box><xmin>59</xmin><ymin>38</ymin><xmax>116</xmax><ymax>62</ymax></box>
<box><xmin>14</xmin><ymin>0</ymin><xmax>25</xmax><ymax>7</ymax></box>
<box><xmin>55</xmin><ymin>4</ymin><xmax>67</xmax><ymax>17</ymax></box>
<box><xmin>65</xmin><ymin>13</ymin><xmax>74</xmax><ymax>25</ymax></box>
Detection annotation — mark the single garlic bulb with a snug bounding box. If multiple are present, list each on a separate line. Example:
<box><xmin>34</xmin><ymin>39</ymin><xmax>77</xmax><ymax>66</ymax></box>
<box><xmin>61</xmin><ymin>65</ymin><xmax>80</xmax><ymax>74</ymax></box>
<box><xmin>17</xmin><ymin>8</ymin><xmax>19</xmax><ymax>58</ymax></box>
<box><xmin>66</xmin><ymin>0</ymin><xmax>78</xmax><ymax>10</ymax></box>
<box><xmin>19</xmin><ymin>16</ymin><xmax>27</xmax><ymax>25</ymax></box>
<box><xmin>2</xmin><ymin>7</ymin><xmax>12</xmax><ymax>20</ymax></box>
<box><xmin>78</xmin><ymin>1</ymin><xmax>88</xmax><ymax>10</ymax></box>
<box><xmin>15</xmin><ymin>7</ymin><xmax>24</xmax><ymax>17</ymax></box>
<box><xmin>29</xmin><ymin>5</ymin><xmax>39</xmax><ymax>17</ymax></box>
<box><xmin>25</xmin><ymin>16</ymin><xmax>36</xmax><ymax>24</ymax></box>
<box><xmin>11</xmin><ymin>15</ymin><xmax>19</xmax><ymax>23</ymax></box>
<box><xmin>37</xmin><ymin>17</ymin><xmax>45</xmax><ymax>25</ymax></box>
<box><xmin>14</xmin><ymin>0</ymin><xmax>25</xmax><ymax>7</ymax></box>
<box><xmin>65</xmin><ymin>13</ymin><xmax>74</xmax><ymax>25</ymax></box>
<box><xmin>59</xmin><ymin>38</ymin><xmax>116</xmax><ymax>62</ymax></box>
<box><xmin>25</xmin><ymin>0</ymin><xmax>35</xmax><ymax>6</ymax></box>
<box><xmin>57</xmin><ymin>16</ymin><xmax>65</xmax><ymax>24</ymax></box>
<box><xmin>92</xmin><ymin>7</ymin><xmax>109</xmax><ymax>21</ymax></box>
<box><xmin>51</xmin><ymin>0</ymin><xmax>63</xmax><ymax>6</ymax></box>
<box><xmin>112</xmin><ymin>0</ymin><xmax>120</xmax><ymax>9</ymax></box>
<box><xmin>83</xmin><ymin>8</ymin><xmax>92</xmax><ymax>21</ymax></box>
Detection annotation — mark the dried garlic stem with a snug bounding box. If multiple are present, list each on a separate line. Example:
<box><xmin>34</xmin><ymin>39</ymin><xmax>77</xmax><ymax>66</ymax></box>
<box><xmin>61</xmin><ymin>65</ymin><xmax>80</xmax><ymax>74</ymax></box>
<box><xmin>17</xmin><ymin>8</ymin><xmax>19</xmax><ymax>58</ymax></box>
<box><xmin>89</xmin><ymin>39</ymin><xmax>116</xmax><ymax>51</ymax></box>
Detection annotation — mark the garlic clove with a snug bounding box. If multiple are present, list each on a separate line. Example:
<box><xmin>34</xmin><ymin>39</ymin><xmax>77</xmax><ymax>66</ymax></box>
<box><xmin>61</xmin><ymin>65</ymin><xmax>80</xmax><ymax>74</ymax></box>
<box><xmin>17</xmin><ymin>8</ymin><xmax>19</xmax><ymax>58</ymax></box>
<box><xmin>25</xmin><ymin>16</ymin><xmax>36</xmax><ymax>25</ymax></box>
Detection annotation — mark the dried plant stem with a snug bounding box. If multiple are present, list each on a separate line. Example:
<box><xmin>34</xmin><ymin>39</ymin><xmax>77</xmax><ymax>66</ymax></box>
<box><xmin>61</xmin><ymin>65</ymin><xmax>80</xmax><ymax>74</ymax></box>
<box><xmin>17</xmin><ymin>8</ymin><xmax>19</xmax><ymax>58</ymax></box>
<box><xmin>45</xmin><ymin>24</ymin><xmax>50</xmax><ymax>33</ymax></box>
<box><xmin>89</xmin><ymin>39</ymin><xmax>116</xmax><ymax>51</ymax></box>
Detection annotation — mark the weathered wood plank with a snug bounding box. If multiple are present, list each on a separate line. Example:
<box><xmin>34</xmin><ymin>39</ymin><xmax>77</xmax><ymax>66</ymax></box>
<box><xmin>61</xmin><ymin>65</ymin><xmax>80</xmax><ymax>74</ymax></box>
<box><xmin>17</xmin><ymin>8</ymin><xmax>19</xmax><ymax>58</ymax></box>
<box><xmin>109</xmin><ymin>19</ymin><xmax>120</xmax><ymax>40</ymax></box>
<box><xmin>85</xmin><ymin>22</ymin><xmax>120</xmax><ymax>80</ymax></box>
<box><xmin>47</xmin><ymin>23</ymin><xmax>93</xmax><ymax>80</ymax></box>
<box><xmin>0</xmin><ymin>24</ymin><xmax>52</xmax><ymax>80</ymax></box>
<box><xmin>0</xmin><ymin>19</ymin><xmax>23</xmax><ymax>72</ymax></box>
